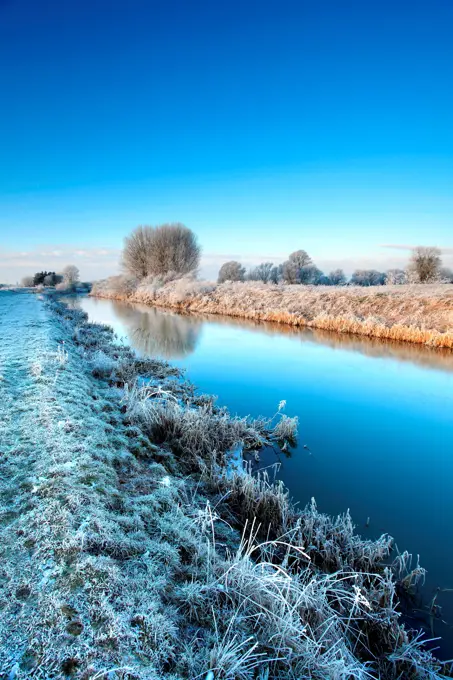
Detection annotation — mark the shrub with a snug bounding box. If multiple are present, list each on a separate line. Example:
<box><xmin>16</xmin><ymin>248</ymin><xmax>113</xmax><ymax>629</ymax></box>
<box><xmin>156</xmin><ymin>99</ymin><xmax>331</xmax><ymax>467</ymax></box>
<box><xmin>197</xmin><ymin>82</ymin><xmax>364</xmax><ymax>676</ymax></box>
<box><xmin>123</xmin><ymin>382</ymin><xmax>297</xmax><ymax>470</ymax></box>
<box><xmin>350</xmin><ymin>269</ymin><xmax>385</xmax><ymax>286</ymax></box>
<box><xmin>91</xmin><ymin>350</ymin><xmax>117</xmax><ymax>378</ymax></box>
<box><xmin>22</xmin><ymin>272</ymin><xmax>63</xmax><ymax>287</ymax></box>
<box><xmin>218</xmin><ymin>261</ymin><xmax>246</xmax><ymax>283</ymax></box>
<box><xmin>123</xmin><ymin>224</ymin><xmax>201</xmax><ymax>279</ymax></box>
<box><xmin>92</xmin><ymin>275</ymin><xmax>138</xmax><ymax>297</ymax></box>
<box><xmin>329</xmin><ymin>268</ymin><xmax>347</xmax><ymax>285</ymax></box>
<box><xmin>33</xmin><ymin>271</ymin><xmax>50</xmax><ymax>286</ymax></box>
<box><xmin>385</xmin><ymin>269</ymin><xmax>407</xmax><ymax>285</ymax></box>
<box><xmin>44</xmin><ymin>272</ymin><xmax>63</xmax><ymax>286</ymax></box>
<box><xmin>167</xmin><ymin>276</ymin><xmax>215</xmax><ymax>303</ymax></box>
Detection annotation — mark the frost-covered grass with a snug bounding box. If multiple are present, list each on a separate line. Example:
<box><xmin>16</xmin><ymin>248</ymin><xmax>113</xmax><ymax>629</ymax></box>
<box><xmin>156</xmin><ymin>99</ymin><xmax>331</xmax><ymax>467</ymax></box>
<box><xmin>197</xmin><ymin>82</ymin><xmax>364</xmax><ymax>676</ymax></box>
<box><xmin>123</xmin><ymin>383</ymin><xmax>297</xmax><ymax>472</ymax></box>
<box><xmin>0</xmin><ymin>291</ymin><xmax>451</xmax><ymax>679</ymax></box>
<box><xmin>92</xmin><ymin>277</ymin><xmax>453</xmax><ymax>349</ymax></box>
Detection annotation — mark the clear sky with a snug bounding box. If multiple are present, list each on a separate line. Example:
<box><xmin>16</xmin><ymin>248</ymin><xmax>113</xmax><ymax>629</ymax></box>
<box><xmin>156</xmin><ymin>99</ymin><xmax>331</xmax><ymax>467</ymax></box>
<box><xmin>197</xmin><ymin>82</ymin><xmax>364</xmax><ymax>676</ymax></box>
<box><xmin>0</xmin><ymin>0</ymin><xmax>452</xmax><ymax>282</ymax></box>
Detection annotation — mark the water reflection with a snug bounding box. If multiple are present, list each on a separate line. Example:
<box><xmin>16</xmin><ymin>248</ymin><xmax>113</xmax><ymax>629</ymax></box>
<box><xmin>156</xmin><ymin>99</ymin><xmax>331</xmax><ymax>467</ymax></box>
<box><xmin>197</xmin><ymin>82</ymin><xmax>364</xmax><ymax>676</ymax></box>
<box><xmin>111</xmin><ymin>302</ymin><xmax>202</xmax><ymax>358</ymax></box>
<box><xmin>73</xmin><ymin>296</ymin><xmax>453</xmax><ymax>372</ymax></box>
<box><xmin>163</xmin><ymin>309</ymin><xmax>453</xmax><ymax>373</ymax></box>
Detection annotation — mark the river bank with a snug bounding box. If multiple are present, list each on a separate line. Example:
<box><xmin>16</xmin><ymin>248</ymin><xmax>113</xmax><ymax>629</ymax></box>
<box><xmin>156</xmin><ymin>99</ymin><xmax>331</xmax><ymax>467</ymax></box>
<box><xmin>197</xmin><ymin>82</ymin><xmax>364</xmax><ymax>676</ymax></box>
<box><xmin>91</xmin><ymin>278</ymin><xmax>453</xmax><ymax>350</ymax></box>
<box><xmin>0</xmin><ymin>290</ymin><xmax>451</xmax><ymax>679</ymax></box>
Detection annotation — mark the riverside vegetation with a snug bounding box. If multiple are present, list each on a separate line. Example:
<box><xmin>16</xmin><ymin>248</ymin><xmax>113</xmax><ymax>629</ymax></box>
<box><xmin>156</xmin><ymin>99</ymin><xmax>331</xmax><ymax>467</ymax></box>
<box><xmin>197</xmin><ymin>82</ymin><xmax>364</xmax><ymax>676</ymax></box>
<box><xmin>91</xmin><ymin>277</ymin><xmax>453</xmax><ymax>349</ymax></box>
<box><xmin>91</xmin><ymin>224</ymin><xmax>453</xmax><ymax>349</ymax></box>
<box><xmin>19</xmin><ymin>225</ymin><xmax>453</xmax><ymax>349</ymax></box>
<box><xmin>1</xmin><ymin>290</ymin><xmax>452</xmax><ymax>679</ymax></box>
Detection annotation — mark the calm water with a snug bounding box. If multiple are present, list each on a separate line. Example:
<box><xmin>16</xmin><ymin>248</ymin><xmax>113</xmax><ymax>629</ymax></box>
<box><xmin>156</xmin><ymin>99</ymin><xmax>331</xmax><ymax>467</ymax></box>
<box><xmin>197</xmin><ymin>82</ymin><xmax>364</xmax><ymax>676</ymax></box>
<box><xmin>75</xmin><ymin>296</ymin><xmax>453</xmax><ymax>655</ymax></box>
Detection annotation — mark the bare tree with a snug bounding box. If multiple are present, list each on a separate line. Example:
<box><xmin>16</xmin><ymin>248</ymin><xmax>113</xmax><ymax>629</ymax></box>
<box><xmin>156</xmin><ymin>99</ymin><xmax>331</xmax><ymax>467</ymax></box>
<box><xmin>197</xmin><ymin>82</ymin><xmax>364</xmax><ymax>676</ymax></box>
<box><xmin>406</xmin><ymin>246</ymin><xmax>442</xmax><ymax>283</ymax></box>
<box><xmin>123</xmin><ymin>226</ymin><xmax>156</xmax><ymax>278</ymax></box>
<box><xmin>247</xmin><ymin>262</ymin><xmax>278</xmax><ymax>283</ymax></box>
<box><xmin>218</xmin><ymin>261</ymin><xmax>246</xmax><ymax>283</ymax></box>
<box><xmin>147</xmin><ymin>224</ymin><xmax>201</xmax><ymax>276</ymax></box>
<box><xmin>385</xmin><ymin>269</ymin><xmax>406</xmax><ymax>285</ymax></box>
<box><xmin>123</xmin><ymin>224</ymin><xmax>201</xmax><ymax>278</ymax></box>
<box><xmin>62</xmin><ymin>265</ymin><xmax>80</xmax><ymax>286</ymax></box>
<box><xmin>329</xmin><ymin>269</ymin><xmax>347</xmax><ymax>286</ymax></box>
<box><xmin>281</xmin><ymin>250</ymin><xmax>315</xmax><ymax>284</ymax></box>
<box><xmin>288</xmin><ymin>250</ymin><xmax>312</xmax><ymax>269</ymax></box>
<box><xmin>281</xmin><ymin>260</ymin><xmax>300</xmax><ymax>284</ymax></box>
<box><xmin>21</xmin><ymin>276</ymin><xmax>34</xmax><ymax>287</ymax></box>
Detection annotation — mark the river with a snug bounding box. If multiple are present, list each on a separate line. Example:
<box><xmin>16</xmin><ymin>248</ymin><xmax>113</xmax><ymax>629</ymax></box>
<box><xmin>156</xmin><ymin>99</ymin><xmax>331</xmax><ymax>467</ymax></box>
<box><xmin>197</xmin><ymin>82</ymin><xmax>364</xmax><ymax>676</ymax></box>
<box><xmin>74</xmin><ymin>295</ymin><xmax>453</xmax><ymax>656</ymax></box>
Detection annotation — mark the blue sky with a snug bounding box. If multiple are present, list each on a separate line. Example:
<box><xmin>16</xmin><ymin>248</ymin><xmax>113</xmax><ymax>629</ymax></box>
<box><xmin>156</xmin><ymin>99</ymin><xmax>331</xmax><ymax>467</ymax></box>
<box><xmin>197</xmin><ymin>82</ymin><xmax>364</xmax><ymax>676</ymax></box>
<box><xmin>0</xmin><ymin>0</ymin><xmax>452</xmax><ymax>281</ymax></box>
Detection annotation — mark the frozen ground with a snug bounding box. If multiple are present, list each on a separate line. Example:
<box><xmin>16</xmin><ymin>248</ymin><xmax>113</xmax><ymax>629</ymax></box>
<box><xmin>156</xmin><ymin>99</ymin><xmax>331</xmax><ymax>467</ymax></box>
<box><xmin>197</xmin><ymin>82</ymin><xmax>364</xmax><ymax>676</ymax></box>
<box><xmin>0</xmin><ymin>292</ymin><xmax>450</xmax><ymax>679</ymax></box>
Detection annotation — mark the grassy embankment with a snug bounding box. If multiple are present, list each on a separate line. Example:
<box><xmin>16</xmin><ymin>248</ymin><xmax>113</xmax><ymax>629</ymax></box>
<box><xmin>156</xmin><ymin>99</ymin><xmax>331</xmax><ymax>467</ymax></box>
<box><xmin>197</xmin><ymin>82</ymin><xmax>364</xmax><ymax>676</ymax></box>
<box><xmin>0</xmin><ymin>290</ymin><xmax>451</xmax><ymax>679</ymax></box>
<box><xmin>91</xmin><ymin>278</ymin><xmax>453</xmax><ymax>349</ymax></box>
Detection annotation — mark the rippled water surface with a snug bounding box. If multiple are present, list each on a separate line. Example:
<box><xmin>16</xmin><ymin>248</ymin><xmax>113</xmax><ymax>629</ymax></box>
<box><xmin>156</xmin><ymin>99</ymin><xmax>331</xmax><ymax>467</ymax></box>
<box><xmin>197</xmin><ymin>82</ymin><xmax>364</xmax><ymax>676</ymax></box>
<box><xmin>75</xmin><ymin>295</ymin><xmax>453</xmax><ymax>655</ymax></box>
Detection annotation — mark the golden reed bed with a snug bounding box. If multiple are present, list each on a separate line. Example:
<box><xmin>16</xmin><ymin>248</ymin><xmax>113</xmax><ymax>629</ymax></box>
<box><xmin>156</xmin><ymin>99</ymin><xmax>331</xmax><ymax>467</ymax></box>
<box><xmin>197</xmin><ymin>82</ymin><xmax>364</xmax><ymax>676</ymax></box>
<box><xmin>91</xmin><ymin>278</ymin><xmax>453</xmax><ymax>349</ymax></box>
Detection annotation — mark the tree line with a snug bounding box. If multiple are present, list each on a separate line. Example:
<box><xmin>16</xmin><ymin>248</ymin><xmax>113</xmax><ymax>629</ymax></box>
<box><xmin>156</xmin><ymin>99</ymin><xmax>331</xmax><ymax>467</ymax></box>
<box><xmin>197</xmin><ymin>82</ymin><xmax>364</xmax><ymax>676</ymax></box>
<box><xmin>119</xmin><ymin>224</ymin><xmax>452</xmax><ymax>287</ymax></box>
<box><xmin>21</xmin><ymin>265</ymin><xmax>91</xmax><ymax>291</ymax></box>
<box><xmin>219</xmin><ymin>246</ymin><xmax>453</xmax><ymax>286</ymax></box>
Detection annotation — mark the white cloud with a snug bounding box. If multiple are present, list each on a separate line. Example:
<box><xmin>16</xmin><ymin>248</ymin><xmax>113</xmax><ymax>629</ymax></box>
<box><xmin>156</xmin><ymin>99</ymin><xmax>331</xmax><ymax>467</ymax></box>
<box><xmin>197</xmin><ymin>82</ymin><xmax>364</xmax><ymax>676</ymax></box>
<box><xmin>380</xmin><ymin>243</ymin><xmax>453</xmax><ymax>253</ymax></box>
<box><xmin>0</xmin><ymin>245</ymin><xmax>121</xmax><ymax>283</ymax></box>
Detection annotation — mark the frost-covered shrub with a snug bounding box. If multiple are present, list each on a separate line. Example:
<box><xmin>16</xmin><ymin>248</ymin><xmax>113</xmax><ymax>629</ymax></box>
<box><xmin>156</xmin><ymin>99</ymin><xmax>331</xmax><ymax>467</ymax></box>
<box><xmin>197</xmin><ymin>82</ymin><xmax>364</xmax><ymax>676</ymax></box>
<box><xmin>91</xmin><ymin>350</ymin><xmax>117</xmax><ymax>378</ymax></box>
<box><xmin>385</xmin><ymin>269</ymin><xmax>407</xmax><ymax>285</ymax></box>
<box><xmin>123</xmin><ymin>383</ymin><xmax>297</xmax><ymax>469</ymax></box>
<box><xmin>328</xmin><ymin>268</ymin><xmax>347</xmax><ymax>285</ymax></box>
<box><xmin>167</xmin><ymin>277</ymin><xmax>215</xmax><ymax>303</ymax></box>
<box><xmin>226</xmin><ymin>468</ymin><xmax>291</xmax><ymax>533</ymax></box>
<box><xmin>351</xmin><ymin>269</ymin><xmax>386</xmax><ymax>286</ymax></box>
<box><xmin>91</xmin><ymin>275</ymin><xmax>138</xmax><ymax>298</ymax></box>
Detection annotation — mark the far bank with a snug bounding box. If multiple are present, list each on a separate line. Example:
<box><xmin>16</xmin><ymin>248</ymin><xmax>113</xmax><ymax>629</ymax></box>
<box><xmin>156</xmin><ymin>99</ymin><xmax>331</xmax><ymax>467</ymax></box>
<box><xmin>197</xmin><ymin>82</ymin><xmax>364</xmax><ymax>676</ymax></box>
<box><xmin>91</xmin><ymin>277</ymin><xmax>453</xmax><ymax>349</ymax></box>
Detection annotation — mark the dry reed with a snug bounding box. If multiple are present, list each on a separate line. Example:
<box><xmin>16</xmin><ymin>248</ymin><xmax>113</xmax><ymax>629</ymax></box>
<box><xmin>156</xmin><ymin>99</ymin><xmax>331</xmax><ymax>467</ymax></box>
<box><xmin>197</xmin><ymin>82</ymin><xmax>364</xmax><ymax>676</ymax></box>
<box><xmin>91</xmin><ymin>278</ymin><xmax>453</xmax><ymax>349</ymax></box>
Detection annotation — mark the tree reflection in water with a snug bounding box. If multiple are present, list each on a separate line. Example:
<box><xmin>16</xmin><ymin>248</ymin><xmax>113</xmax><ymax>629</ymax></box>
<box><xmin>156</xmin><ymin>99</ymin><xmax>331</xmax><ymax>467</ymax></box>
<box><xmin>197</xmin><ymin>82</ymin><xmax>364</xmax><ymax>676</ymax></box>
<box><xmin>193</xmin><ymin>312</ymin><xmax>453</xmax><ymax>374</ymax></box>
<box><xmin>111</xmin><ymin>301</ymin><xmax>202</xmax><ymax>358</ymax></box>
<box><xmin>69</xmin><ymin>296</ymin><xmax>453</xmax><ymax>372</ymax></box>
